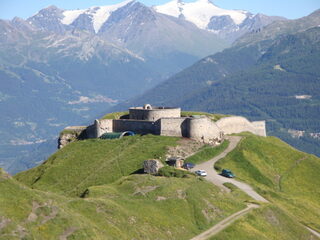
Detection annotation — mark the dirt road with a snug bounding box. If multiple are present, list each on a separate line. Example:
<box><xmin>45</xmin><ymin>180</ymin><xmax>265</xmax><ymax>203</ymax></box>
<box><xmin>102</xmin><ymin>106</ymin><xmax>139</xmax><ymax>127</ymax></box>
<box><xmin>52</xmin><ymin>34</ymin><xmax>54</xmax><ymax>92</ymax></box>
<box><xmin>193</xmin><ymin>136</ymin><xmax>268</xmax><ymax>202</ymax></box>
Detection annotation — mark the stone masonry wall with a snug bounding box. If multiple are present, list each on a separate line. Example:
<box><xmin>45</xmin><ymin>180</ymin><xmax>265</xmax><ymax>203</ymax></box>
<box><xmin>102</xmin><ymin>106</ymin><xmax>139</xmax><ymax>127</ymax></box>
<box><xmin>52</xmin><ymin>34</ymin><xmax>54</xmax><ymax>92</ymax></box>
<box><xmin>129</xmin><ymin>108</ymin><xmax>181</xmax><ymax>121</ymax></box>
<box><xmin>187</xmin><ymin>117</ymin><xmax>222</xmax><ymax>144</ymax></box>
<box><xmin>251</xmin><ymin>121</ymin><xmax>267</xmax><ymax>137</ymax></box>
<box><xmin>159</xmin><ymin>118</ymin><xmax>188</xmax><ymax>137</ymax></box>
<box><xmin>113</xmin><ymin>119</ymin><xmax>156</xmax><ymax>134</ymax></box>
<box><xmin>95</xmin><ymin>119</ymin><xmax>113</xmax><ymax>138</ymax></box>
<box><xmin>216</xmin><ymin>116</ymin><xmax>266</xmax><ymax>137</ymax></box>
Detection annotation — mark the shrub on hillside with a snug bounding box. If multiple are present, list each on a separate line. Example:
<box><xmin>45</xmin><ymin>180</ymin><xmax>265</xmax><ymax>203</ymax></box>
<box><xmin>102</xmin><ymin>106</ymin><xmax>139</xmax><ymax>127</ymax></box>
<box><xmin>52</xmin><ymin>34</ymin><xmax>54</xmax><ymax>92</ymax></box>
<box><xmin>157</xmin><ymin>166</ymin><xmax>192</xmax><ymax>178</ymax></box>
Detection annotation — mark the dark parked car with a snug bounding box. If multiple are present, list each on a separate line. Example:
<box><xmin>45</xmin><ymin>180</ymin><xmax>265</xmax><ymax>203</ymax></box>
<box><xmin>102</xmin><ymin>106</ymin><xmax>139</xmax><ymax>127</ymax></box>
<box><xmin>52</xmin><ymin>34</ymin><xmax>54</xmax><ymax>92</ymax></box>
<box><xmin>221</xmin><ymin>169</ymin><xmax>235</xmax><ymax>178</ymax></box>
<box><xmin>182</xmin><ymin>163</ymin><xmax>195</xmax><ymax>170</ymax></box>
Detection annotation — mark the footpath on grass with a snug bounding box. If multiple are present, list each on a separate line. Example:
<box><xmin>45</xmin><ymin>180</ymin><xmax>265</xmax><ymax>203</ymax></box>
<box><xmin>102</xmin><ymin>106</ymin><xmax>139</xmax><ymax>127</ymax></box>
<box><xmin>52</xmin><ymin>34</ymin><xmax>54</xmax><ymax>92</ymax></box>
<box><xmin>190</xmin><ymin>204</ymin><xmax>259</xmax><ymax>240</ymax></box>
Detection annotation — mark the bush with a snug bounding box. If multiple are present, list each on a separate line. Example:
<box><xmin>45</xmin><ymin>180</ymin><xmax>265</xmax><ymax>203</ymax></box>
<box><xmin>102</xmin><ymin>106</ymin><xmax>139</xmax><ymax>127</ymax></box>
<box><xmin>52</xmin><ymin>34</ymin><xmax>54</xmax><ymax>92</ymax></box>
<box><xmin>157</xmin><ymin>166</ymin><xmax>192</xmax><ymax>178</ymax></box>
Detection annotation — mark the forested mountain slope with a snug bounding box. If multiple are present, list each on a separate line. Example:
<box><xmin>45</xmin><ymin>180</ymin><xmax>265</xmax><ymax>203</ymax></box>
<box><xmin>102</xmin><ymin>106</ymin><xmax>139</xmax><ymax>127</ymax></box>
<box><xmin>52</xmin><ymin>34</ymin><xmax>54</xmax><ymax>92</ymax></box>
<box><xmin>117</xmin><ymin>11</ymin><xmax>320</xmax><ymax>156</ymax></box>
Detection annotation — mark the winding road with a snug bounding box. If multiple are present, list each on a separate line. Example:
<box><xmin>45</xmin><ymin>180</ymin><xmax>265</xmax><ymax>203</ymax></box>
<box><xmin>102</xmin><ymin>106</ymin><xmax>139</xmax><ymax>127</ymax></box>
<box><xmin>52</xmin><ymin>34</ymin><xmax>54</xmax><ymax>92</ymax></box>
<box><xmin>190</xmin><ymin>136</ymin><xmax>268</xmax><ymax>240</ymax></box>
<box><xmin>193</xmin><ymin>136</ymin><xmax>268</xmax><ymax>202</ymax></box>
<box><xmin>191</xmin><ymin>136</ymin><xmax>320</xmax><ymax>239</ymax></box>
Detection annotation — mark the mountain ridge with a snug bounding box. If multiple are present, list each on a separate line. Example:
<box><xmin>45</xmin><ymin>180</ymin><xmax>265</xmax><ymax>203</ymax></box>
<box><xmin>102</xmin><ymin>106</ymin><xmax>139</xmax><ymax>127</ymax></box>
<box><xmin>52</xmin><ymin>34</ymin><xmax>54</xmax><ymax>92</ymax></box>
<box><xmin>23</xmin><ymin>0</ymin><xmax>284</xmax><ymax>43</ymax></box>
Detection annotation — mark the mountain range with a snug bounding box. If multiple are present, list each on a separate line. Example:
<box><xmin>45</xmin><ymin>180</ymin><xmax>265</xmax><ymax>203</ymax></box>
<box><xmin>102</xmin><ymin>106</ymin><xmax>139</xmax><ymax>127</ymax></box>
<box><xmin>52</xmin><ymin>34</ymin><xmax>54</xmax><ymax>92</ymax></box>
<box><xmin>154</xmin><ymin>0</ymin><xmax>285</xmax><ymax>42</ymax></box>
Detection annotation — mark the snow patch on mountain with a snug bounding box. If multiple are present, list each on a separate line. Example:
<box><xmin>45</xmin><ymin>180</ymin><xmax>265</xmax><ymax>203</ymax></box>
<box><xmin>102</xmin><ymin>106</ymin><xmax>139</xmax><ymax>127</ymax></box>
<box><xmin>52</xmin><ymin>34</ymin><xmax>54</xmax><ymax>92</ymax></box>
<box><xmin>61</xmin><ymin>9</ymin><xmax>85</xmax><ymax>25</ymax></box>
<box><xmin>61</xmin><ymin>0</ymin><xmax>134</xmax><ymax>33</ymax></box>
<box><xmin>154</xmin><ymin>0</ymin><xmax>247</xmax><ymax>29</ymax></box>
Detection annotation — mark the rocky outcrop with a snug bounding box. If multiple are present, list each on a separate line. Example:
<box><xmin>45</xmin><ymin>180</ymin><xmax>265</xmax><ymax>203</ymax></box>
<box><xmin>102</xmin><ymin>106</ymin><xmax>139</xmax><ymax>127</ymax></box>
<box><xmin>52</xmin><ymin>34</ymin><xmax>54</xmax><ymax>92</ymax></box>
<box><xmin>58</xmin><ymin>126</ymin><xmax>87</xmax><ymax>149</ymax></box>
<box><xmin>143</xmin><ymin>159</ymin><xmax>164</xmax><ymax>174</ymax></box>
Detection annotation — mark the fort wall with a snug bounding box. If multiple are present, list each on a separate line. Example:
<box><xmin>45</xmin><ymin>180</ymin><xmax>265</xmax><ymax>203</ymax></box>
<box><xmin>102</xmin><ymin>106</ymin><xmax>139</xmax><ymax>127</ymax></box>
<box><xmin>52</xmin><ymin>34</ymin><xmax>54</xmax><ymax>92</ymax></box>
<box><xmin>113</xmin><ymin>119</ymin><xmax>156</xmax><ymax>134</ymax></box>
<box><xmin>86</xmin><ymin>124</ymin><xmax>96</xmax><ymax>138</ymax></box>
<box><xmin>251</xmin><ymin>121</ymin><xmax>267</xmax><ymax>137</ymax></box>
<box><xmin>129</xmin><ymin>107</ymin><xmax>181</xmax><ymax>121</ymax></box>
<box><xmin>216</xmin><ymin>116</ymin><xmax>266</xmax><ymax>137</ymax></box>
<box><xmin>95</xmin><ymin>119</ymin><xmax>113</xmax><ymax>137</ymax></box>
<box><xmin>187</xmin><ymin>117</ymin><xmax>222</xmax><ymax>143</ymax></box>
<box><xmin>159</xmin><ymin>118</ymin><xmax>188</xmax><ymax>137</ymax></box>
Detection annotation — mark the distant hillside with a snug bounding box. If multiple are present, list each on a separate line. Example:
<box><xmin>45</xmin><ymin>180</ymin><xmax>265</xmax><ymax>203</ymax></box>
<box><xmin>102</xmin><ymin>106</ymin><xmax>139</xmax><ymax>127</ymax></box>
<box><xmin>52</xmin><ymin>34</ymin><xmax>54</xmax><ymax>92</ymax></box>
<box><xmin>235</xmin><ymin>9</ymin><xmax>320</xmax><ymax>46</ymax></box>
<box><xmin>118</xmin><ymin>10</ymin><xmax>320</xmax><ymax>157</ymax></box>
<box><xmin>3</xmin><ymin>132</ymin><xmax>319</xmax><ymax>238</ymax></box>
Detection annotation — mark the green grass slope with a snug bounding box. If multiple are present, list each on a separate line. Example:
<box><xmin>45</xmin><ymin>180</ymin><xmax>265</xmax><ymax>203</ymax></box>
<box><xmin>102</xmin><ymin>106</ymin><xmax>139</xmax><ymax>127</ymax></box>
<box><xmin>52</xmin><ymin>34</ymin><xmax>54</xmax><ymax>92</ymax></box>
<box><xmin>9</xmin><ymin>130</ymin><xmax>320</xmax><ymax>239</ymax></box>
<box><xmin>211</xmin><ymin>205</ymin><xmax>313</xmax><ymax>240</ymax></box>
<box><xmin>181</xmin><ymin>111</ymin><xmax>230</xmax><ymax>122</ymax></box>
<box><xmin>216</xmin><ymin>133</ymin><xmax>320</xmax><ymax>232</ymax></box>
<box><xmin>15</xmin><ymin>135</ymin><xmax>179</xmax><ymax>197</ymax></box>
<box><xmin>82</xmin><ymin>175</ymin><xmax>245</xmax><ymax>239</ymax></box>
<box><xmin>1</xmin><ymin>169</ymin><xmax>246</xmax><ymax>239</ymax></box>
<box><xmin>0</xmin><ymin>169</ymin><xmax>101</xmax><ymax>240</ymax></box>
<box><xmin>100</xmin><ymin>111</ymin><xmax>129</xmax><ymax>120</ymax></box>
<box><xmin>185</xmin><ymin>140</ymin><xmax>230</xmax><ymax>165</ymax></box>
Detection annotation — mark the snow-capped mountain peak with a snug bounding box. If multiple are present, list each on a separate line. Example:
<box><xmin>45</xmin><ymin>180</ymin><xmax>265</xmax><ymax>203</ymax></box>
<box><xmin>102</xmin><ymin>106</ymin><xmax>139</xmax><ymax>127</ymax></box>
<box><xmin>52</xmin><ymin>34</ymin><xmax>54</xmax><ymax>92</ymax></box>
<box><xmin>154</xmin><ymin>0</ymin><xmax>248</xmax><ymax>29</ymax></box>
<box><xmin>61</xmin><ymin>0</ymin><xmax>135</xmax><ymax>33</ymax></box>
<box><xmin>25</xmin><ymin>0</ymin><xmax>283</xmax><ymax>43</ymax></box>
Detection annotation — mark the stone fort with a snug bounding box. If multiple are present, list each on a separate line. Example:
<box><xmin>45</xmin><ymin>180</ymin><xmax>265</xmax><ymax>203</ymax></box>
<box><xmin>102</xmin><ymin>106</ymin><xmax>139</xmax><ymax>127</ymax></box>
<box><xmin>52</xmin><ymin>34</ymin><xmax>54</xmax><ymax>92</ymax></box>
<box><xmin>59</xmin><ymin>104</ymin><xmax>266</xmax><ymax>148</ymax></box>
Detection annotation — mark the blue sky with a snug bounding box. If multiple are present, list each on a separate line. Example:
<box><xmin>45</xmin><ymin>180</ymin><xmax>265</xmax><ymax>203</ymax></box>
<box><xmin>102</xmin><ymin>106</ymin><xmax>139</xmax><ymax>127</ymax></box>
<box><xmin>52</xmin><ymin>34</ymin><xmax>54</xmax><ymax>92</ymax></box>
<box><xmin>0</xmin><ymin>0</ymin><xmax>319</xmax><ymax>20</ymax></box>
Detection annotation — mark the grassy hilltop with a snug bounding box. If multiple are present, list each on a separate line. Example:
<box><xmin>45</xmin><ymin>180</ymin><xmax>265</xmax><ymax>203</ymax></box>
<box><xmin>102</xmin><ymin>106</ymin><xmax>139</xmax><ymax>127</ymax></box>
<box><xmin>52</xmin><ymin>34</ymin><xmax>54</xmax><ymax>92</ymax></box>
<box><xmin>15</xmin><ymin>135</ymin><xmax>179</xmax><ymax>197</ymax></box>
<box><xmin>2</xmin><ymin>135</ymin><xmax>248</xmax><ymax>239</ymax></box>
<box><xmin>1</xmin><ymin>125</ymin><xmax>320</xmax><ymax>239</ymax></box>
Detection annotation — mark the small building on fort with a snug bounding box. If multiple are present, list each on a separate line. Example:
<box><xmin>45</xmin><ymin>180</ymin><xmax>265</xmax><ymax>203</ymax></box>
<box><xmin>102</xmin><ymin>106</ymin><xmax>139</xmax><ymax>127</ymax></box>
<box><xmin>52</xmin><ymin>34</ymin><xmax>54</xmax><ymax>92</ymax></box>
<box><xmin>59</xmin><ymin>104</ymin><xmax>266</xmax><ymax>148</ymax></box>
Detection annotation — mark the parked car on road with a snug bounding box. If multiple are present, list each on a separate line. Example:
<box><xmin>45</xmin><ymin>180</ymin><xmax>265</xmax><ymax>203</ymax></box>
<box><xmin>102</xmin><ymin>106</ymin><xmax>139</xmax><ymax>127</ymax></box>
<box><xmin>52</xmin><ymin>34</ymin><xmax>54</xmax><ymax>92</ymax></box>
<box><xmin>182</xmin><ymin>163</ymin><xmax>195</xmax><ymax>170</ymax></box>
<box><xmin>221</xmin><ymin>169</ymin><xmax>235</xmax><ymax>178</ymax></box>
<box><xmin>195</xmin><ymin>170</ymin><xmax>207</xmax><ymax>177</ymax></box>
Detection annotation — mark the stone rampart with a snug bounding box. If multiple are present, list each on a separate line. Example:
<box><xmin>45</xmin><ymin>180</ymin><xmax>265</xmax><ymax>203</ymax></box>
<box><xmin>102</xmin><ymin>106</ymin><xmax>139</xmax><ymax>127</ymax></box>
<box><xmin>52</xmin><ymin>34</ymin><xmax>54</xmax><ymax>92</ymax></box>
<box><xmin>86</xmin><ymin>124</ymin><xmax>96</xmax><ymax>138</ymax></box>
<box><xmin>251</xmin><ymin>121</ymin><xmax>267</xmax><ymax>137</ymax></box>
<box><xmin>129</xmin><ymin>107</ymin><xmax>181</xmax><ymax>121</ymax></box>
<box><xmin>113</xmin><ymin>119</ymin><xmax>156</xmax><ymax>134</ymax></box>
<box><xmin>216</xmin><ymin>116</ymin><xmax>266</xmax><ymax>137</ymax></box>
<box><xmin>159</xmin><ymin>118</ymin><xmax>188</xmax><ymax>137</ymax></box>
<box><xmin>187</xmin><ymin>117</ymin><xmax>222</xmax><ymax>144</ymax></box>
<box><xmin>94</xmin><ymin>119</ymin><xmax>113</xmax><ymax>138</ymax></box>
